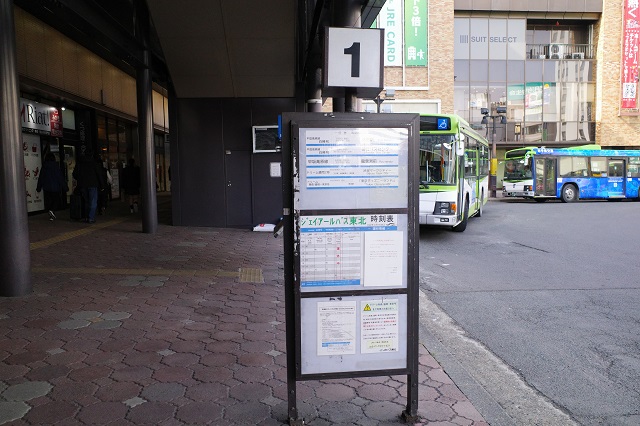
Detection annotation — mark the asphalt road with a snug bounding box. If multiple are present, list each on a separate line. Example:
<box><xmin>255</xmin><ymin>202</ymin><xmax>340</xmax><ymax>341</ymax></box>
<box><xmin>418</xmin><ymin>198</ymin><xmax>640</xmax><ymax>426</ymax></box>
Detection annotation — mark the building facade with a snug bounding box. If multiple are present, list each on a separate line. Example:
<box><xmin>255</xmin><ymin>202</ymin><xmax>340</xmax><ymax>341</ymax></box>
<box><xmin>361</xmin><ymin>0</ymin><xmax>639</xmax><ymax>187</ymax></box>
<box><xmin>13</xmin><ymin>6</ymin><xmax>170</xmax><ymax>213</ymax></box>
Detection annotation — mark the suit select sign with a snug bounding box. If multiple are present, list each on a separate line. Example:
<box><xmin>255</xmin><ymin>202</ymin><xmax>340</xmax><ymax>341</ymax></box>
<box><xmin>324</xmin><ymin>27</ymin><xmax>383</xmax><ymax>98</ymax></box>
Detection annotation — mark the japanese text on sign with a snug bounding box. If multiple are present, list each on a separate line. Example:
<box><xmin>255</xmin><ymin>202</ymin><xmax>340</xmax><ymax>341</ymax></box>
<box><xmin>305</xmin><ymin>128</ymin><xmax>403</xmax><ymax>189</ymax></box>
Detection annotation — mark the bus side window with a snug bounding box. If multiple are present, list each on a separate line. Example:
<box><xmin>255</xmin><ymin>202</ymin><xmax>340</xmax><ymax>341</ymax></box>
<box><xmin>628</xmin><ymin>157</ymin><xmax>640</xmax><ymax>177</ymax></box>
<box><xmin>589</xmin><ymin>157</ymin><xmax>606</xmax><ymax>177</ymax></box>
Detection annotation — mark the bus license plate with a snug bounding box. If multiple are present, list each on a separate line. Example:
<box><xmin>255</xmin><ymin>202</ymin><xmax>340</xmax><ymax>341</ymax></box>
<box><xmin>440</xmin><ymin>218</ymin><xmax>449</xmax><ymax>222</ymax></box>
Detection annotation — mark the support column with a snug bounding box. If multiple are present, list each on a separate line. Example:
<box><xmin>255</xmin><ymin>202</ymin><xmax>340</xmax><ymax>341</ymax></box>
<box><xmin>332</xmin><ymin>0</ymin><xmax>361</xmax><ymax>112</ymax></box>
<box><xmin>135</xmin><ymin>1</ymin><xmax>157</xmax><ymax>234</ymax></box>
<box><xmin>0</xmin><ymin>0</ymin><xmax>31</xmax><ymax>296</ymax></box>
<box><xmin>306</xmin><ymin>67</ymin><xmax>323</xmax><ymax>112</ymax></box>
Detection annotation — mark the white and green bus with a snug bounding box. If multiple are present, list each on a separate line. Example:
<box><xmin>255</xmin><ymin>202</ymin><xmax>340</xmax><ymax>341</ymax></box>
<box><xmin>418</xmin><ymin>114</ymin><xmax>490</xmax><ymax>232</ymax></box>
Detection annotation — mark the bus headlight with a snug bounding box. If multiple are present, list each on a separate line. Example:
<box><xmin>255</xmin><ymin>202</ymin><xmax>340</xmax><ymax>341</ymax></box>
<box><xmin>524</xmin><ymin>185</ymin><xmax>532</xmax><ymax>191</ymax></box>
<box><xmin>435</xmin><ymin>202</ymin><xmax>456</xmax><ymax>215</ymax></box>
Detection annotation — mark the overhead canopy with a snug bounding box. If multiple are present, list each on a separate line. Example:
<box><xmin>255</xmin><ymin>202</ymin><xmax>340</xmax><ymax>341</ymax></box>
<box><xmin>146</xmin><ymin>0</ymin><xmax>296</xmax><ymax>98</ymax></box>
<box><xmin>15</xmin><ymin>0</ymin><xmax>386</xmax><ymax>100</ymax></box>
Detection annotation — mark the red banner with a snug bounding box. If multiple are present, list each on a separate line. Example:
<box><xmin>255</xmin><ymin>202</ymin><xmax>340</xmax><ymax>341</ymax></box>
<box><xmin>50</xmin><ymin>108</ymin><xmax>63</xmax><ymax>137</ymax></box>
<box><xmin>621</xmin><ymin>0</ymin><xmax>639</xmax><ymax>110</ymax></box>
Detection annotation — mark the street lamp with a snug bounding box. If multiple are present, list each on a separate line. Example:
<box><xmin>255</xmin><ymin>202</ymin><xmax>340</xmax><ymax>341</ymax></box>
<box><xmin>481</xmin><ymin>106</ymin><xmax>507</xmax><ymax>197</ymax></box>
<box><xmin>373</xmin><ymin>89</ymin><xmax>395</xmax><ymax>113</ymax></box>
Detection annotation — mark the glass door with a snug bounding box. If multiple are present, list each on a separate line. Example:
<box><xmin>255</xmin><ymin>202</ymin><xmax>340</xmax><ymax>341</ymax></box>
<box><xmin>535</xmin><ymin>157</ymin><xmax>557</xmax><ymax>196</ymax></box>
<box><xmin>607</xmin><ymin>159</ymin><xmax>625</xmax><ymax>197</ymax></box>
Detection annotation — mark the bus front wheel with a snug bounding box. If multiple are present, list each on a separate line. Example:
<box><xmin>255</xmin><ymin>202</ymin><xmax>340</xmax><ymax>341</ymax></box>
<box><xmin>561</xmin><ymin>184</ymin><xmax>579</xmax><ymax>203</ymax></box>
<box><xmin>452</xmin><ymin>198</ymin><xmax>469</xmax><ymax>232</ymax></box>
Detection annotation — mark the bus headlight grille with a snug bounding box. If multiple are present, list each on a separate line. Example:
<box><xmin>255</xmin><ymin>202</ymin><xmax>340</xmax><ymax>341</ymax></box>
<box><xmin>435</xmin><ymin>202</ymin><xmax>456</xmax><ymax>215</ymax></box>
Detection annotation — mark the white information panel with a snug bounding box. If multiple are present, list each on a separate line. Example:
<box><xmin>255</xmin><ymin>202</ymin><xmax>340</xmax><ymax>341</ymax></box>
<box><xmin>301</xmin><ymin>295</ymin><xmax>407</xmax><ymax>375</ymax></box>
<box><xmin>299</xmin><ymin>213</ymin><xmax>408</xmax><ymax>292</ymax></box>
<box><xmin>285</xmin><ymin>113</ymin><xmax>418</xmax><ymax>387</ymax></box>
<box><xmin>296</xmin><ymin>127</ymin><xmax>409</xmax><ymax>210</ymax></box>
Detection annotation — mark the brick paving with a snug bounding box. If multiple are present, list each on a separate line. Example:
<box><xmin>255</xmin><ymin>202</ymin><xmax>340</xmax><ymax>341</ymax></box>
<box><xmin>0</xmin><ymin>196</ymin><xmax>488</xmax><ymax>425</ymax></box>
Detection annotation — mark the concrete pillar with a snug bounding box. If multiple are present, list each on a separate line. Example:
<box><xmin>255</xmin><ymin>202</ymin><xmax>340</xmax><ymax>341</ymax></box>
<box><xmin>0</xmin><ymin>0</ymin><xmax>32</xmax><ymax>296</ymax></box>
<box><xmin>135</xmin><ymin>1</ymin><xmax>158</xmax><ymax>234</ymax></box>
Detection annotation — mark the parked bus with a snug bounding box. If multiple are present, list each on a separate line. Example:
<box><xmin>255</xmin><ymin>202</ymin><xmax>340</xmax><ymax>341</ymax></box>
<box><xmin>502</xmin><ymin>145</ymin><xmax>640</xmax><ymax>202</ymax></box>
<box><xmin>502</xmin><ymin>145</ymin><xmax>599</xmax><ymax>200</ymax></box>
<box><xmin>418</xmin><ymin>114</ymin><xmax>490</xmax><ymax>232</ymax></box>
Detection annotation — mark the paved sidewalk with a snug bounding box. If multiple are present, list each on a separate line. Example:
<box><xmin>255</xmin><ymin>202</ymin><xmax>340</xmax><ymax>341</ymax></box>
<box><xmin>0</xmin><ymin>197</ymin><xmax>488</xmax><ymax>425</ymax></box>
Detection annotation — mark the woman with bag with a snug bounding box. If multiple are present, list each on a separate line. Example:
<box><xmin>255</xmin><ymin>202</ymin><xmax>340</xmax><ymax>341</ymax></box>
<box><xmin>37</xmin><ymin>152</ymin><xmax>68</xmax><ymax>221</ymax></box>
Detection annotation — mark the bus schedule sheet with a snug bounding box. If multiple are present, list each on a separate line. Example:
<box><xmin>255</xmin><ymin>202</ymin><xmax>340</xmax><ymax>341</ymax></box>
<box><xmin>300</xmin><ymin>214</ymin><xmax>405</xmax><ymax>289</ymax></box>
<box><xmin>296</xmin><ymin>126</ymin><xmax>409</xmax><ymax>211</ymax></box>
<box><xmin>305</xmin><ymin>128</ymin><xmax>402</xmax><ymax>189</ymax></box>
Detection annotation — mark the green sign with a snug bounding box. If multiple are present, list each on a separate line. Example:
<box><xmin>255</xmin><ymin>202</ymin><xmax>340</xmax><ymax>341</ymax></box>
<box><xmin>404</xmin><ymin>0</ymin><xmax>428</xmax><ymax>66</ymax></box>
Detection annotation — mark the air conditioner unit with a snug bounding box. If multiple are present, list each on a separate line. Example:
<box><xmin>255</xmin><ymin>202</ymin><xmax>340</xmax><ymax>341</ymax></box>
<box><xmin>571</xmin><ymin>52</ymin><xmax>585</xmax><ymax>59</ymax></box>
<box><xmin>549</xmin><ymin>44</ymin><xmax>564</xmax><ymax>59</ymax></box>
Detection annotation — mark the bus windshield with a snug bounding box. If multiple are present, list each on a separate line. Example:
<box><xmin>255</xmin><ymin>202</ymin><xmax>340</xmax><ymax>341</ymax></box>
<box><xmin>504</xmin><ymin>157</ymin><xmax>532</xmax><ymax>180</ymax></box>
<box><xmin>419</xmin><ymin>134</ymin><xmax>456</xmax><ymax>184</ymax></box>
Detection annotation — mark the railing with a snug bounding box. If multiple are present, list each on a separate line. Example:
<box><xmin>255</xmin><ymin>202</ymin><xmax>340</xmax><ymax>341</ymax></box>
<box><xmin>527</xmin><ymin>44</ymin><xmax>594</xmax><ymax>60</ymax></box>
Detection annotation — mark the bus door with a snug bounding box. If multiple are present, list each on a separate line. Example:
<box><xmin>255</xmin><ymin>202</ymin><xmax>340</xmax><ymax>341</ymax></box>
<box><xmin>534</xmin><ymin>157</ymin><xmax>557</xmax><ymax>196</ymax></box>
<box><xmin>607</xmin><ymin>159</ymin><xmax>625</xmax><ymax>197</ymax></box>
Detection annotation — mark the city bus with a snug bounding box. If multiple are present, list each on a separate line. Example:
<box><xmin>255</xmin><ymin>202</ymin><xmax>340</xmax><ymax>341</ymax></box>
<box><xmin>502</xmin><ymin>145</ymin><xmax>640</xmax><ymax>202</ymax></box>
<box><xmin>418</xmin><ymin>114</ymin><xmax>490</xmax><ymax>232</ymax></box>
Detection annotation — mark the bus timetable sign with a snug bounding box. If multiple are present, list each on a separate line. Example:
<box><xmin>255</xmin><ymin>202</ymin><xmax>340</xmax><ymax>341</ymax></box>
<box><xmin>281</xmin><ymin>112</ymin><xmax>420</xmax><ymax>425</ymax></box>
<box><xmin>324</xmin><ymin>27</ymin><xmax>384</xmax><ymax>98</ymax></box>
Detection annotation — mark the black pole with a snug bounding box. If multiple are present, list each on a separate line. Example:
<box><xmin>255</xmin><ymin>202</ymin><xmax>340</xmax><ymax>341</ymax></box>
<box><xmin>135</xmin><ymin>1</ymin><xmax>158</xmax><ymax>233</ymax></box>
<box><xmin>490</xmin><ymin>119</ymin><xmax>497</xmax><ymax>197</ymax></box>
<box><xmin>332</xmin><ymin>0</ymin><xmax>361</xmax><ymax>112</ymax></box>
<box><xmin>0</xmin><ymin>0</ymin><xmax>32</xmax><ymax>297</ymax></box>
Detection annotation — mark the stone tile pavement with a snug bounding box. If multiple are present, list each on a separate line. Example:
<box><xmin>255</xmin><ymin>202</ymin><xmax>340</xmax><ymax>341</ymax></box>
<box><xmin>0</xmin><ymin>196</ymin><xmax>488</xmax><ymax>425</ymax></box>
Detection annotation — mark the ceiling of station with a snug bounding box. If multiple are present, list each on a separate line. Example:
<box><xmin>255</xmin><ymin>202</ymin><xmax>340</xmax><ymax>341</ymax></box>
<box><xmin>146</xmin><ymin>0</ymin><xmax>296</xmax><ymax>98</ymax></box>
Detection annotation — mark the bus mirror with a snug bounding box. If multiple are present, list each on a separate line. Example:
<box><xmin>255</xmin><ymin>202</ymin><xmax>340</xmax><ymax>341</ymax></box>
<box><xmin>456</xmin><ymin>140</ymin><xmax>465</xmax><ymax>156</ymax></box>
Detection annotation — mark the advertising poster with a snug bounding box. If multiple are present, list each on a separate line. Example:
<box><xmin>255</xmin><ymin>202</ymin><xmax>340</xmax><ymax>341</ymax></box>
<box><xmin>621</xmin><ymin>0</ymin><xmax>639</xmax><ymax>110</ymax></box>
<box><xmin>378</xmin><ymin>0</ymin><xmax>404</xmax><ymax>66</ymax></box>
<box><xmin>23</xmin><ymin>133</ymin><xmax>43</xmax><ymax>212</ymax></box>
<box><xmin>404</xmin><ymin>0</ymin><xmax>427</xmax><ymax>66</ymax></box>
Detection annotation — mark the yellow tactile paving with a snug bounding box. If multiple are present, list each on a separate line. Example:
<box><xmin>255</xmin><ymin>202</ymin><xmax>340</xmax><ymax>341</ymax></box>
<box><xmin>29</xmin><ymin>217</ymin><xmax>264</xmax><ymax>283</ymax></box>
<box><xmin>29</xmin><ymin>218</ymin><xmax>129</xmax><ymax>251</ymax></box>
<box><xmin>239</xmin><ymin>267</ymin><xmax>264</xmax><ymax>283</ymax></box>
<box><xmin>31</xmin><ymin>267</ymin><xmax>265</xmax><ymax>283</ymax></box>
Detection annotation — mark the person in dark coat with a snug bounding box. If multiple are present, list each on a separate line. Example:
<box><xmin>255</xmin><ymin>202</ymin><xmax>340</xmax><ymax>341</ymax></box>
<box><xmin>122</xmin><ymin>158</ymin><xmax>141</xmax><ymax>213</ymax></box>
<box><xmin>72</xmin><ymin>153</ymin><xmax>105</xmax><ymax>223</ymax></box>
<box><xmin>96</xmin><ymin>155</ymin><xmax>111</xmax><ymax>215</ymax></box>
<box><xmin>36</xmin><ymin>152</ymin><xmax>68</xmax><ymax>221</ymax></box>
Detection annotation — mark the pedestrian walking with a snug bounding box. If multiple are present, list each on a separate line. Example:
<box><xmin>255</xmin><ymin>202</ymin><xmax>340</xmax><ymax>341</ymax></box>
<box><xmin>36</xmin><ymin>152</ymin><xmax>68</xmax><ymax>221</ymax></box>
<box><xmin>122</xmin><ymin>158</ymin><xmax>141</xmax><ymax>213</ymax></box>
<box><xmin>72</xmin><ymin>153</ymin><xmax>105</xmax><ymax>224</ymax></box>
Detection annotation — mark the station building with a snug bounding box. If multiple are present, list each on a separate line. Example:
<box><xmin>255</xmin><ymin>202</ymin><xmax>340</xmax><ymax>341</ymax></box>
<box><xmin>1</xmin><ymin>0</ymin><xmax>638</xmax><ymax>294</ymax></box>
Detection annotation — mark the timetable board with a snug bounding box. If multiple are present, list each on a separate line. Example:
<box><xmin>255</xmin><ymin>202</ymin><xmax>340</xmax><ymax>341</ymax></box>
<box><xmin>282</xmin><ymin>113</ymin><xmax>419</xmax><ymax>378</ymax></box>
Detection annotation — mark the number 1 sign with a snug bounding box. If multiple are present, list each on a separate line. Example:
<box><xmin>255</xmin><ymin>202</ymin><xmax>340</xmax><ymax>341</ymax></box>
<box><xmin>324</xmin><ymin>27</ymin><xmax>384</xmax><ymax>98</ymax></box>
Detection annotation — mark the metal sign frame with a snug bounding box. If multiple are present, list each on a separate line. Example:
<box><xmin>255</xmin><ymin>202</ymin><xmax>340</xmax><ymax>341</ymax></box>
<box><xmin>281</xmin><ymin>112</ymin><xmax>420</xmax><ymax>424</ymax></box>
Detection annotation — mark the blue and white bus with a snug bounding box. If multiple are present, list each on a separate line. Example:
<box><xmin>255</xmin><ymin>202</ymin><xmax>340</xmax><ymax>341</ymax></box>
<box><xmin>502</xmin><ymin>145</ymin><xmax>640</xmax><ymax>202</ymax></box>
